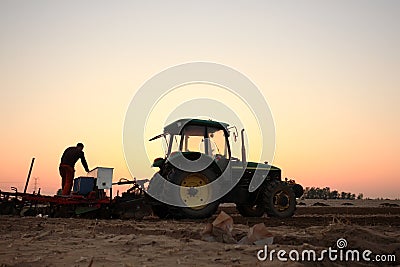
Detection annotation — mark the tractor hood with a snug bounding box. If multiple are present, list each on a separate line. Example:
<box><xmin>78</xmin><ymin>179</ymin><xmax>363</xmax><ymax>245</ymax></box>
<box><xmin>245</xmin><ymin>162</ymin><xmax>281</xmax><ymax>172</ymax></box>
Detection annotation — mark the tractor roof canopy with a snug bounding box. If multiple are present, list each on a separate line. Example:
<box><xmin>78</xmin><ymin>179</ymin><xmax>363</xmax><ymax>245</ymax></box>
<box><xmin>164</xmin><ymin>118</ymin><xmax>230</xmax><ymax>136</ymax></box>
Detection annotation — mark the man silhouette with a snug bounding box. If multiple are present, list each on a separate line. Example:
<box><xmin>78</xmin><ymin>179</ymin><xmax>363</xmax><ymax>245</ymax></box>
<box><xmin>59</xmin><ymin>143</ymin><xmax>90</xmax><ymax>195</ymax></box>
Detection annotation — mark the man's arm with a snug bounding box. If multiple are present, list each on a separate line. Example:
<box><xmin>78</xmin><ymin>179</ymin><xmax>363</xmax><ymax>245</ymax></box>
<box><xmin>80</xmin><ymin>152</ymin><xmax>90</xmax><ymax>172</ymax></box>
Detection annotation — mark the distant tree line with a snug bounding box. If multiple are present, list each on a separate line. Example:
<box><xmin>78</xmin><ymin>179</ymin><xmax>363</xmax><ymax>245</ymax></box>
<box><xmin>303</xmin><ymin>187</ymin><xmax>363</xmax><ymax>200</ymax></box>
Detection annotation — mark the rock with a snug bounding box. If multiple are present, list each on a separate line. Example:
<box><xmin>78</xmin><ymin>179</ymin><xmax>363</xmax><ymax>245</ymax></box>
<box><xmin>238</xmin><ymin>223</ymin><xmax>274</xmax><ymax>245</ymax></box>
<box><xmin>200</xmin><ymin>212</ymin><xmax>236</xmax><ymax>244</ymax></box>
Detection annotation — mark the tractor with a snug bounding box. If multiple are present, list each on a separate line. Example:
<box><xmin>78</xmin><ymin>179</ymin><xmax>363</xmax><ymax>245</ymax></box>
<box><xmin>147</xmin><ymin>118</ymin><xmax>303</xmax><ymax>219</ymax></box>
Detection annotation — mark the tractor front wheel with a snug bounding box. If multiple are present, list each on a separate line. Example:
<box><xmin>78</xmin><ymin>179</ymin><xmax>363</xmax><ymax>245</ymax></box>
<box><xmin>264</xmin><ymin>181</ymin><xmax>296</xmax><ymax>218</ymax></box>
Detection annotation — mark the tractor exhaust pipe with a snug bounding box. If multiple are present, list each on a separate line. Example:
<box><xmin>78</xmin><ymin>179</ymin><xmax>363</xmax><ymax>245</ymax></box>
<box><xmin>241</xmin><ymin>129</ymin><xmax>246</xmax><ymax>167</ymax></box>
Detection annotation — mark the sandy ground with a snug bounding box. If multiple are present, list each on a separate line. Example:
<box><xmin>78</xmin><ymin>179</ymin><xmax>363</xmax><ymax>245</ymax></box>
<box><xmin>0</xmin><ymin>200</ymin><xmax>399</xmax><ymax>267</ymax></box>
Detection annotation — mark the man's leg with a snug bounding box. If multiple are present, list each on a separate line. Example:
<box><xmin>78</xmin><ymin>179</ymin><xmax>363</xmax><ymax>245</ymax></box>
<box><xmin>62</xmin><ymin>166</ymin><xmax>75</xmax><ymax>195</ymax></box>
<box><xmin>59</xmin><ymin>166</ymin><xmax>66</xmax><ymax>189</ymax></box>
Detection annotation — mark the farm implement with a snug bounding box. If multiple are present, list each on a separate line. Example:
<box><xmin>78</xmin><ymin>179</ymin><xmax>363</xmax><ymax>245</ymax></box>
<box><xmin>0</xmin><ymin>173</ymin><xmax>150</xmax><ymax>219</ymax></box>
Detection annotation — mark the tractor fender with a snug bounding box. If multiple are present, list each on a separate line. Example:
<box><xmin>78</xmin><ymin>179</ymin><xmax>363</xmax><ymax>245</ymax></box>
<box><xmin>246</xmin><ymin>163</ymin><xmax>281</xmax><ymax>192</ymax></box>
<box><xmin>290</xmin><ymin>183</ymin><xmax>304</xmax><ymax>198</ymax></box>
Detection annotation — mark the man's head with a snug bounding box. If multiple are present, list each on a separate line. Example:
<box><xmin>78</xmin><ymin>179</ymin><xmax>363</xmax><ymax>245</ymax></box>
<box><xmin>76</xmin><ymin>143</ymin><xmax>84</xmax><ymax>151</ymax></box>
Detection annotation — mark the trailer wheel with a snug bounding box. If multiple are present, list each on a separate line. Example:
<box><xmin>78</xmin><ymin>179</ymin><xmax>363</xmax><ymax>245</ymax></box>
<box><xmin>0</xmin><ymin>201</ymin><xmax>18</xmax><ymax>215</ymax></box>
<box><xmin>264</xmin><ymin>181</ymin><xmax>296</xmax><ymax>218</ymax></box>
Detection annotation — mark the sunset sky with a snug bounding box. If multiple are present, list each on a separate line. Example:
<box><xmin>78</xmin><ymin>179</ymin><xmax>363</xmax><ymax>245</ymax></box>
<box><xmin>0</xmin><ymin>1</ymin><xmax>399</xmax><ymax>198</ymax></box>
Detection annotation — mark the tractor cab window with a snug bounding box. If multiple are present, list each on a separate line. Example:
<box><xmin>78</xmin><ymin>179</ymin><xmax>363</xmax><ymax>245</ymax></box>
<box><xmin>208</xmin><ymin>128</ymin><xmax>229</xmax><ymax>159</ymax></box>
<box><xmin>178</xmin><ymin>125</ymin><xmax>230</xmax><ymax>160</ymax></box>
<box><xmin>169</xmin><ymin>134</ymin><xmax>181</xmax><ymax>154</ymax></box>
<box><xmin>181</xmin><ymin>125</ymin><xmax>206</xmax><ymax>153</ymax></box>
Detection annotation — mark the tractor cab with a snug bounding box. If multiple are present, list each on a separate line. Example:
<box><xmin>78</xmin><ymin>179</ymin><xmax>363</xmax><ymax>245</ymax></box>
<box><xmin>167</xmin><ymin>120</ymin><xmax>230</xmax><ymax>159</ymax></box>
<box><xmin>150</xmin><ymin>119</ymin><xmax>233</xmax><ymax>172</ymax></box>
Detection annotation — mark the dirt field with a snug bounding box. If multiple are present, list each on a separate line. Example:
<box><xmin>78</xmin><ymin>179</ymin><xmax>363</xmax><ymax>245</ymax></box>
<box><xmin>0</xmin><ymin>200</ymin><xmax>399</xmax><ymax>266</ymax></box>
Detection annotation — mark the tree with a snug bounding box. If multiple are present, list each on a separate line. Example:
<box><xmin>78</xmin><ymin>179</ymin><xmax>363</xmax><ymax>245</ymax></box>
<box><xmin>322</xmin><ymin>187</ymin><xmax>330</xmax><ymax>200</ymax></box>
<box><xmin>303</xmin><ymin>186</ymin><xmax>363</xmax><ymax>200</ymax></box>
<box><xmin>330</xmin><ymin>190</ymin><xmax>339</xmax><ymax>199</ymax></box>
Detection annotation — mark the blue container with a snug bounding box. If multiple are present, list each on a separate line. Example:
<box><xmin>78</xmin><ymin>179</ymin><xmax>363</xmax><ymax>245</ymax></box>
<box><xmin>73</xmin><ymin>177</ymin><xmax>95</xmax><ymax>195</ymax></box>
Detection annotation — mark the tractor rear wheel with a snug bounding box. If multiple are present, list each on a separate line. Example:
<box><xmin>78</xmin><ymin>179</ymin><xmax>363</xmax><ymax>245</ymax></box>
<box><xmin>170</xmin><ymin>169</ymin><xmax>219</xmax><ymax>219</ymax></box>
<box><xmin>264</xmin><ymin>180</ymin><xmax>296</xmax><ymax>218</ymax></box>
